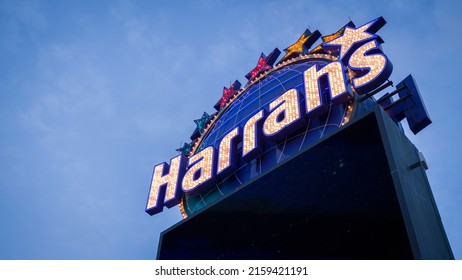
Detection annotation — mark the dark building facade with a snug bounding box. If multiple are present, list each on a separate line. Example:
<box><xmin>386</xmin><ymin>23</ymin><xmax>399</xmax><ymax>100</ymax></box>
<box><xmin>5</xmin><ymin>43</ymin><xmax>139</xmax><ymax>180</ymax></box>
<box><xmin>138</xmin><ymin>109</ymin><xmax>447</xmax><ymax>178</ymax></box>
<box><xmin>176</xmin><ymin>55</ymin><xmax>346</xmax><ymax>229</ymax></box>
<box><xmin>157</xmin><ymin>107</ymin><xmax>453</xmax><ymax>260</ymax></box>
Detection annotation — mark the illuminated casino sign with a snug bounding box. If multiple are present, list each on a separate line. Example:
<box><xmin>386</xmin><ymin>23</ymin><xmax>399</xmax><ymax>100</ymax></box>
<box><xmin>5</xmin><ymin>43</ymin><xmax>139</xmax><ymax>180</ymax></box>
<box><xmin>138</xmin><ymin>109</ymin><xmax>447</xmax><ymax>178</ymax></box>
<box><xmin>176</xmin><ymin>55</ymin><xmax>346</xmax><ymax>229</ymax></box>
<box><xmin>146</xmin><ymin>17</ymin><xmax>430</xmax><ymax>217</ymax></box>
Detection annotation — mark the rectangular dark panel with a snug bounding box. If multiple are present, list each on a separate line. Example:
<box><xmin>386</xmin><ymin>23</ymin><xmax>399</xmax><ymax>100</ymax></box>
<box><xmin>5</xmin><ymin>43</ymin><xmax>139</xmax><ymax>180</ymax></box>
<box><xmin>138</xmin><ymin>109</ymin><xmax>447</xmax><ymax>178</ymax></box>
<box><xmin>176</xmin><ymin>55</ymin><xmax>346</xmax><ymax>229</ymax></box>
<box><xmin>158</xmin><ymin>108</ymin><xmax>452</xmax><ymax>259</ymax></box>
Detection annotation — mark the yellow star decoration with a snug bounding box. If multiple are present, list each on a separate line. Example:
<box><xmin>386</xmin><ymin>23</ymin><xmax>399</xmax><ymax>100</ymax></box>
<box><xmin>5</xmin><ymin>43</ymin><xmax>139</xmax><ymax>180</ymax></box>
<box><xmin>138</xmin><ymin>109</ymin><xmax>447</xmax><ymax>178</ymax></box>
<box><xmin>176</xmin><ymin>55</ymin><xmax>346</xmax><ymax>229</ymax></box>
<box><xmin>280</xmin><ymin>30</ymin><xmax>313</xmax><ymax>62</ymax></box>
<box><xmin>326</xmin><ymin>22</ymin><xmax>374</xmax><ymax>60</ymax></box>
<box><xmin>323</xmin><ymin>26</ymin><xmax>347</xmax><ymax>43</ymax></box>
<box><xmin>309</xmin><ymin>22</ymin><xmax>354</xmax><ymax>55</ymax></box>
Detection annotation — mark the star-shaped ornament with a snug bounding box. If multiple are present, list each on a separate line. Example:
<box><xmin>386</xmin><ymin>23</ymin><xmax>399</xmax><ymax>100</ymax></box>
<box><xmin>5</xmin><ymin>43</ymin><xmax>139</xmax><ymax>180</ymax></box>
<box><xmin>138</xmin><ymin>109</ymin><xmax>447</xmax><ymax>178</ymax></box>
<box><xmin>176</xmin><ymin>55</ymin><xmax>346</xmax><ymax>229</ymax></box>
<box><xmin>323</xmin><ymin>17</ymin><xmax>386</xmax><ymax>61</ymax></box>
<box><xmin>245</xmin><ymin>48</ymin><xmax>281</xmax><ymax>82</ymax></box>
<box><xmin>193</xmin><ymin>112</ymin><xmax>213</xmax><ymax>135</ymax></box>
<box><xmin>310</xmin><ymin>21</ymin><xmax>355</xmax><ymax>55</ymax></box>
<box><xmin>176</xmin><ymin>142</ymin><xmax>192</xmax><ymax>155</ymax></box>
<box><xmin>323</xmin><ymin>21</ymin><xmax>356</xmax><ymax>43</ymax></box>
<box><xmin>214</xmin><ymin>80</ymin><xmax>241</xmax><ymax>111</ymax></box>
<box><xmin>279</xmin><ymin>29</ymin><xmax>321</xmax><ymax>63</ymax></box>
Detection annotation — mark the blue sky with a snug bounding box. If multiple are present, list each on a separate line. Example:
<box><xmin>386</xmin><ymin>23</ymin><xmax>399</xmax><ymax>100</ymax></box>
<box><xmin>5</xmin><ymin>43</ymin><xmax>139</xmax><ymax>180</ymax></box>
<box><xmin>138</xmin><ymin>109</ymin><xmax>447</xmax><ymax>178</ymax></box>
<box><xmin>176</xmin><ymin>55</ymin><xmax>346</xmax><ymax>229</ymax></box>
<box><xmin>0</xmin><ymin>0</ymin><xmax>460</xmax><ymax>259</ymax></box>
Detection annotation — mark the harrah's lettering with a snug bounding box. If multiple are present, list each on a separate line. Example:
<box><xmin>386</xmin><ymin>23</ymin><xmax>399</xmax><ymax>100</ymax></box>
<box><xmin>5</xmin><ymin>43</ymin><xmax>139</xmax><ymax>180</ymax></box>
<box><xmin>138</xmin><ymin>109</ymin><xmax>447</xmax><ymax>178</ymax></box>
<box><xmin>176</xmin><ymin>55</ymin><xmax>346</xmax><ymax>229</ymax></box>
<box><xmin>146</xmin><ymin>17</ymin><xmax>392</xmax><ymax>215</ymax></box>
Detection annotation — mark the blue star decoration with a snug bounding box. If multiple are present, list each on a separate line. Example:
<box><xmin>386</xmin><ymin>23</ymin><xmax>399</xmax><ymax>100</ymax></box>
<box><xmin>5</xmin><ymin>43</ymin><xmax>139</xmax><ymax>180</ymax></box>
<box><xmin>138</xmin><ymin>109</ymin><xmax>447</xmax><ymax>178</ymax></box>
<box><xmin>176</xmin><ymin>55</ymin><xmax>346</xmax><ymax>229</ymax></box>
<box><xmin>176</xmin><ymin>142</ymin><xmax>192</xmax><ymax>155</ymax></box>
<box><xmin>322</xmin><ymin>17</ymin><xmax>386</xmax><ymax>62</ymax></box>
<box><xmin>214</xmin><ymin>80</ymin><xmax>241</xmax><ymax>111</ymax></box>
<box><xmin>190</xmin><ymin>112</ymin><xmax>214</xmax><ymax>140</ymax></box>
<box><xmin>245</xmin><ymin>48</ymin><xmax>281</xmax><ymax>83</ymax></box>
<box><xmin>194</xmin><ymin>112</ymin><xmax>212</xmax><ymax>133</ymax></box>
<box><xmin>278</xmin><ymin>29</ymin><xmax>321</xmax><ymax>64</ymax></box>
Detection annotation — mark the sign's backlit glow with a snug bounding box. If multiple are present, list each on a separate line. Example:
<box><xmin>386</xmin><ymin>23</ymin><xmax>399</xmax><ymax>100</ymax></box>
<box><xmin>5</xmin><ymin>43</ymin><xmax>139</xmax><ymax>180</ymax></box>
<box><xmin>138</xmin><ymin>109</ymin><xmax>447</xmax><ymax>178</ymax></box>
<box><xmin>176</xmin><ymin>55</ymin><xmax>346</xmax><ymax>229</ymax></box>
<box><xmin>146</xmin><ymin>17</ymin><xmax>395</xmax><ymax>216</ymax></box>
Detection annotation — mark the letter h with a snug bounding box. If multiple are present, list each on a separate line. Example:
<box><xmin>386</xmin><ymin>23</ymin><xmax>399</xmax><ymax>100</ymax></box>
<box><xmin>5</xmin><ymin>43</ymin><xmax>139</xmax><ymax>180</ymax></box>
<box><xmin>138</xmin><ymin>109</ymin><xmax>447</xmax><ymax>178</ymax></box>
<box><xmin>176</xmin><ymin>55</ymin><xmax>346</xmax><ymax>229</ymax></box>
<box><xmin>145</xmin><ymin>154</ymin><xmax>187</xmax><ymax>215</ymax></box>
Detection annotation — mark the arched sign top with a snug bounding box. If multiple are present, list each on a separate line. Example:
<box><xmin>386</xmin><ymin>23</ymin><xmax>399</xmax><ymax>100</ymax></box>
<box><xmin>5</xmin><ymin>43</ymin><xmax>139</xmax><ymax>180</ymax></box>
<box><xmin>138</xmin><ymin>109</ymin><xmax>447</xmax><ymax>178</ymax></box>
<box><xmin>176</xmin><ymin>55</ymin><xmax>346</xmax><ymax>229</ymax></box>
<box><xmin>146</xmin><ymin>17</ymin><xmax>396</xmax><ymax>217</ymax></box>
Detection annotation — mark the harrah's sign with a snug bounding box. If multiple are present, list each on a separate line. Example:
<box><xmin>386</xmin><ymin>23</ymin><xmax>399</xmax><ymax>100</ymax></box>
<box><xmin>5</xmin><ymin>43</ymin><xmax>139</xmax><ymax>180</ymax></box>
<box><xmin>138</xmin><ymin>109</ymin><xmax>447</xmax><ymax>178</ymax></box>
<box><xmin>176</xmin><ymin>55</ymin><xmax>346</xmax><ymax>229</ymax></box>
<box><xmin>146</xmin><ymin>17</ymin><xmax>392</xmax><ymax>215</ymax></box>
